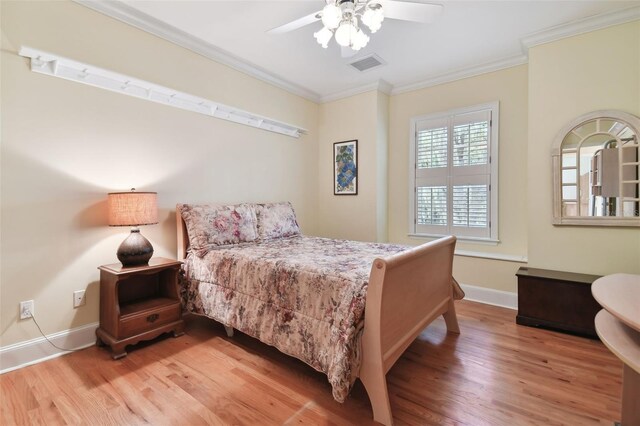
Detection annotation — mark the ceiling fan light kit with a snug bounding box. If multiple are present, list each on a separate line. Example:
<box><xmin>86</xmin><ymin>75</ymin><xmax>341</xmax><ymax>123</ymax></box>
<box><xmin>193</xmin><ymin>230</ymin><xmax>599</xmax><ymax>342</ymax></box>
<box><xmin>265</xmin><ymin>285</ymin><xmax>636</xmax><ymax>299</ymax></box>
<box><xmin>314</xmin><ymin>0</ymin><xmax>383</xmax><ymax>51</ymax></box>
<box><xmin>270</xmin><ymin>0</ymin><xmax>442</xmax><ymax>57</ymax></box>
<box><xmin>335</xmin><ymin>18</ymin><xmax>370</xmax><ymax>49</ymax></box>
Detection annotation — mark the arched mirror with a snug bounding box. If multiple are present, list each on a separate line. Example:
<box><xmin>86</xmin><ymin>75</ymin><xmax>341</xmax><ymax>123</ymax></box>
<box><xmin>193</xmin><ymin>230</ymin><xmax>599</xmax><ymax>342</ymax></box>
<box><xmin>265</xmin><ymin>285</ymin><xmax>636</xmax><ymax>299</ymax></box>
<box><xmin>552</xmin><ymin>110</ymin><xmax>640</xmax><ymax>226</ymax></box>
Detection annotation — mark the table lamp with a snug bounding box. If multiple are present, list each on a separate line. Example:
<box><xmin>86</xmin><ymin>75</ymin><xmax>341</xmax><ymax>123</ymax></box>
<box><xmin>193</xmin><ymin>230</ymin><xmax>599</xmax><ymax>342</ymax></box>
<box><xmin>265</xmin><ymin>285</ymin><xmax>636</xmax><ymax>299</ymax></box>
<box><xmin>107</xmin><ymin>189</ymin><xmax>158</xmax><ymax>267</ymax></box>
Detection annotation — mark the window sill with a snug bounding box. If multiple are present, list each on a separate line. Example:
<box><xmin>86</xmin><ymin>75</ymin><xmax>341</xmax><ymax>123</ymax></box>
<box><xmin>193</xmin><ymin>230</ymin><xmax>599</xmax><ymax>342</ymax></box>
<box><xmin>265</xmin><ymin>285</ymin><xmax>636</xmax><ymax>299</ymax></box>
<box><xmin>407</xmin><ymin>233</ymin><xmax>500</xmax><ymax>246</ymax></box>
<box><xmin>406</xmin><ymin>234</ymin><xmax>528</xmax><ymax>263</ymax></box>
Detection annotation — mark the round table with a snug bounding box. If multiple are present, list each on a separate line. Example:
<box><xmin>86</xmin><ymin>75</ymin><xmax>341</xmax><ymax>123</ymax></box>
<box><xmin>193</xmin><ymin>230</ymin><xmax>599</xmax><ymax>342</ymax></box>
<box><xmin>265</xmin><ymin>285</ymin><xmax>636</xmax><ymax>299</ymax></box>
<box><xmin>592</xmin><ymin>274</ymin><xmax>640</xmax><ymax>426</ymax></box>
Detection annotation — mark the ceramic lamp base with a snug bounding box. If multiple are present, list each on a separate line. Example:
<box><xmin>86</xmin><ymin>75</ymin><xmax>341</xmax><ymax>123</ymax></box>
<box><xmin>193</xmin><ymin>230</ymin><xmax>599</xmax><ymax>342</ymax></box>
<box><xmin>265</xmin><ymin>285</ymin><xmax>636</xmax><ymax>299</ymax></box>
<box><xmin>117</xmin><ymin>229</ymin><xmax>153</xmax><ymax>267</ymax></box>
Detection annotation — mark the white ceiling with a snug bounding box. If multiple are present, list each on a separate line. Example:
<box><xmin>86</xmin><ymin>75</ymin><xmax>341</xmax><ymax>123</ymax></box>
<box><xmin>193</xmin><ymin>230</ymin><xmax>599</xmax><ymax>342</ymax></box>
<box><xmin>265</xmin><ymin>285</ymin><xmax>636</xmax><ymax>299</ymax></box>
<box><xmin>106</xmin><ymin>1</ymin><xmax>639</xmax><ymax>101</ymax></box>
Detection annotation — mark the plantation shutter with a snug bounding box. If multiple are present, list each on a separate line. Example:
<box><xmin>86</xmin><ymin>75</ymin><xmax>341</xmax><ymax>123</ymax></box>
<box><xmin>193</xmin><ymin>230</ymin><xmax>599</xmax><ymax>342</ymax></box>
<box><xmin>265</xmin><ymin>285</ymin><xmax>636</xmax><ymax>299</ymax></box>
<box><xmin>413</xmin><ymin>108</ymin><xmax>493</xmax><ymax>238</ymax></box>
<box><xmin>415</xmin><ymin>117</ymin><xmax>449</xmax><ymax>235</ymax></box>
<box><xmin>451</xmin><ymin>109</ymin><xmax>492</xmax><ymax>238</ymax></box>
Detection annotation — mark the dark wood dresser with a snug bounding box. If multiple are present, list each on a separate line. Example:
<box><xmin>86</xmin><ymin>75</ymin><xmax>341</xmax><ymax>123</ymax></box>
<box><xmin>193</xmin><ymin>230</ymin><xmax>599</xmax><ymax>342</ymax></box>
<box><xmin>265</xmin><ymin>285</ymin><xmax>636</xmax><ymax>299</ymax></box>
<box><xmin>516</xmin><ymin>267</ymin><xmax>602</xmax><ymax>338</ymax></box>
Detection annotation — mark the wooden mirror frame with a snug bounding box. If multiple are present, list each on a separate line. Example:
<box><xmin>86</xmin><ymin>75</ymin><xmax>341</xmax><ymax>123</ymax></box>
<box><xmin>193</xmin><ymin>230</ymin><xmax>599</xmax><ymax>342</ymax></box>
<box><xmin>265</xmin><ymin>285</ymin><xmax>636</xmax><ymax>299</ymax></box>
<box><xmin>552</xmin><ymin>110</ymin><xmax>640</xmax><ymax>227</ymax></box>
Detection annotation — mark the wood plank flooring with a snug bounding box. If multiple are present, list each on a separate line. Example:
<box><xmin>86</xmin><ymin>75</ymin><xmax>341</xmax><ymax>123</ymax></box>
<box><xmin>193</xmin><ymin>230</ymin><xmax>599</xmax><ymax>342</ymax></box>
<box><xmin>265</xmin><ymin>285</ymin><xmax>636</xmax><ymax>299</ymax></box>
<box><xmin>1</xmin><ymin>300</ymin><xmax>622</xmax><ymax>425</ymax></box>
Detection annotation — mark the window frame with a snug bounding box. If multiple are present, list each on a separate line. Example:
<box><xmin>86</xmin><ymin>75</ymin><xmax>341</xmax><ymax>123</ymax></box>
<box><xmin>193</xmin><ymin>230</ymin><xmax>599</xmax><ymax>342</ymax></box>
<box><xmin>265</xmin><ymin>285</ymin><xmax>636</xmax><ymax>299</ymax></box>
<box><xmin>408</xmin><ymin>101</ymin><xmax>500</xmax><ymax>242</ymax></box>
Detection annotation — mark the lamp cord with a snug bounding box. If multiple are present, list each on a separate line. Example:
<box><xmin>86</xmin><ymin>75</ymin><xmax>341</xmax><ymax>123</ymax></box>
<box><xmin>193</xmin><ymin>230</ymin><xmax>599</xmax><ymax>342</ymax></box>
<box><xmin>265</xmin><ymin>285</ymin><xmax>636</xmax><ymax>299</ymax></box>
<box><xmin>30</xmin><ymin>313</ymin><xmax>84</xmax><ymax>352</ymax></box>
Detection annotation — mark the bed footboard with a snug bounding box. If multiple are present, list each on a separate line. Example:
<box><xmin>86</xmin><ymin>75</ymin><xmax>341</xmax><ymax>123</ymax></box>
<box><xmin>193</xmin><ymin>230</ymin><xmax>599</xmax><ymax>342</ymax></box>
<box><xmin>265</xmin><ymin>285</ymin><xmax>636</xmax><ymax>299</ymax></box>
<box><xmin>359</xmin><ymin>236</ymin><xmax>458</xmax><ymax>425</ymax></box>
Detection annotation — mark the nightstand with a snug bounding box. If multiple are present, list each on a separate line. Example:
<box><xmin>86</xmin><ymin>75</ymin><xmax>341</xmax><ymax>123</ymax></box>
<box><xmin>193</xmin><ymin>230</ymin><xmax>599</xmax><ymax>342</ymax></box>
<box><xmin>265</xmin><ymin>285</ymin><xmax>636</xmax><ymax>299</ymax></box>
<box><xmin>96</xmin><ymin>257</ymin><xmax>184</xmax><ymax>359</ymax></box>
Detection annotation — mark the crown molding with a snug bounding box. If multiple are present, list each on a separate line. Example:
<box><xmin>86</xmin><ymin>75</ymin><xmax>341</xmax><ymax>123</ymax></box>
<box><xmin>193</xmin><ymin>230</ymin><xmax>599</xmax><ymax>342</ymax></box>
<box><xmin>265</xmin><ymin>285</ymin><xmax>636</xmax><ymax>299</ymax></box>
<box><xmin>390</xmin><ymin>54</ymin><xmax>528</xmax><ymax>96</ymax></box>
<box><xmin>74</xmin><ymin>1</ymin><xmax>639</xmax><ymax>105</ymax></box>
<box><xmin>320</xmin><ymin>79</ymin><xmax>392</xmax><ymax>103</ymax></box>
<box><xmin>74</xmin><ymin>0</ymin><xmax>322</xmax><ymax>103</ymax></box>
<box><xmin>323</xmin><ymin>6</ymin><xmax>640</xmax><ymax>101</ymax></box>
<box><xmin>521</xmin><ymin>5</ymin><xmax>640</xmax><ymax>49</ymax></box>
<box><xmin>378</xmin><ymin>79</ymin><xmax>393</xmax><ymax>95</ymax></box>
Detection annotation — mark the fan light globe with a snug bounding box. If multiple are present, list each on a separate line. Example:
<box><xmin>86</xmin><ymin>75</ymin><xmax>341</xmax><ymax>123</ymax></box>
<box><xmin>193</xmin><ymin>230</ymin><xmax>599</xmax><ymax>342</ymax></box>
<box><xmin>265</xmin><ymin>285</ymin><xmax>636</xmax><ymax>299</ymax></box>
<box><xmin>321</xmin><ymin>3</ymin><xmax>342</xmax><ymax>29</ymax></box>
<box><xmin>335</xmin><ymin>20</ymin><xmax>357</xmax><ymax>47</ymax></box>
<box><xmin>362</xmin><ymin>8</ymin><xmax>374</xmax><ymax>28</ymax></box>
<box><xmin>368</xmin><ymin>19</ymin><xmax>382</xmax><ymax>33</ymax></box>
<box><xmin>362</xmin><ymin>5</ymin><xmax>384</xmax><ymax>33</ymax></box>
<box><xmin>314</xmin><ymin>26</ymin><xmax>333</xmax><ymax>48</ymax></box>
<box><xmin>351</xmin><ymin>29</ymin><xmax>370</xmax><ymax>50</ymax></box>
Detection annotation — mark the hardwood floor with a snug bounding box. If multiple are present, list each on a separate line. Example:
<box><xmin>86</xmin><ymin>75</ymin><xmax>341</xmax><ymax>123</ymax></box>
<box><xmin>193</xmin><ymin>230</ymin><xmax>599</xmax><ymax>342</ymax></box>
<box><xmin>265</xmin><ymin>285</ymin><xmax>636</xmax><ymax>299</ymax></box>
<box><xmin>1</xmin><ymin>300</ymin><xmax>622</xmax><ymax>425</ymax></box>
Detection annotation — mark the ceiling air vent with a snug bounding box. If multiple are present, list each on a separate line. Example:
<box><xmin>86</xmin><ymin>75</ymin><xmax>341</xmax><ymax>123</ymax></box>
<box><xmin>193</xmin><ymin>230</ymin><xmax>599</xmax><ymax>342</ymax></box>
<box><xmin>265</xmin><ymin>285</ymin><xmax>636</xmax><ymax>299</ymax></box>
<box><xmin>349</xmin><ymin>54</ymin><xmax>386</xmax><ymax>72</ymax></box>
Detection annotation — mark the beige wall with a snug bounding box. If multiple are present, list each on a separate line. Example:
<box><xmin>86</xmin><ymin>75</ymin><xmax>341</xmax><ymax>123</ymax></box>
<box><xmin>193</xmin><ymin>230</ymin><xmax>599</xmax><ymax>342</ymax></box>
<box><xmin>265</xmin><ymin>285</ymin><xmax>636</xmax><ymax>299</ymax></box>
<box><xmin>0</xmin><ymin>1</ymin><xmax>319</xmax><ymax>346</ymax></box>
<box><xmin>388</xmin><ymin>65</ymin><xmax>530</xmax><ymax>292</ymax></box>
<box><xmin>2</xmin><ymin>1</ymin><xmax>639</xmax><ymax>351</ymax></box>
<box><xmin>527</xmin><ymin>21</ymin><xmax>640</xmax><ymax>275</ymax></box>
<box><xmin>317</xmin><ymin>90</ymin><xmax>389</xmax><ymax>242</ymax></box>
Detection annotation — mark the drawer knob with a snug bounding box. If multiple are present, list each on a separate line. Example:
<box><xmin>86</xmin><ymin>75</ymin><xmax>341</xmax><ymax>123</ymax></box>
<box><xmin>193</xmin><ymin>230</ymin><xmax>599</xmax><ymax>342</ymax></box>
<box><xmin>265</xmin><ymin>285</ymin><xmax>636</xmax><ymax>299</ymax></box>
<box><xmin>147</xmin><ymin>313</ymin><xmax>159</xmax><ymax>323</ymax></box>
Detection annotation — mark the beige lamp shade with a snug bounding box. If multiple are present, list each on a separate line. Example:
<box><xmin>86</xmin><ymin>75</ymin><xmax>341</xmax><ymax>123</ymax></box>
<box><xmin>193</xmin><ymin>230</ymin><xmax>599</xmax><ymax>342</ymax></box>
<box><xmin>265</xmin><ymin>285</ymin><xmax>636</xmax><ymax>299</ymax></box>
<box><xmin>107</xmin><ymin>191</ymin><xmax>158</xmax><ymax>227</ymax></box>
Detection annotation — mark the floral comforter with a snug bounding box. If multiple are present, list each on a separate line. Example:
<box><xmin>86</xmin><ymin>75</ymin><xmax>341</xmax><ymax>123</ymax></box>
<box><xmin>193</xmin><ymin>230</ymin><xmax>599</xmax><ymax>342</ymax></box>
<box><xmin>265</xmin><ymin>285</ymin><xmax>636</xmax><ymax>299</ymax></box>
<box><xmin>181</xmin><ymin>235</ymin><xmax>459</xmax><ymax>402</ymax></box>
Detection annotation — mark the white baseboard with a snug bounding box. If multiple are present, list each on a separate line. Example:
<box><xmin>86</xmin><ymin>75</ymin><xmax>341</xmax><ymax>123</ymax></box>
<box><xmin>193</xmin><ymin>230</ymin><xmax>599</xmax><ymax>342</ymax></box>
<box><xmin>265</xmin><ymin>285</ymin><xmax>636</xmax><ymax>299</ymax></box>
<box><xmin>0</xmin><ymin>284</ymin><xmax>516</xmax><ymax>373</ymax></box>
<box><xmin>460</xmin><ymin>283</ymin><xmax>518</xmax><ymax>310</ymax></box>
<box><xmin>0</xmin><ymin>322</ymin><xmax>98</xmax><ymax>374</ymax></box>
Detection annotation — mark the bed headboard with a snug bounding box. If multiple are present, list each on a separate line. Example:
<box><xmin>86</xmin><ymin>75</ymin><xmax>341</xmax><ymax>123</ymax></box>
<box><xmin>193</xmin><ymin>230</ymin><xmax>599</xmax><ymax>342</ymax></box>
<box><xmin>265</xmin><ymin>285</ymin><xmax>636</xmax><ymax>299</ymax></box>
<box><xmin>176</xmin><ymin>210</ymin><xmax>189</xmax><ymax>260</ymax></box>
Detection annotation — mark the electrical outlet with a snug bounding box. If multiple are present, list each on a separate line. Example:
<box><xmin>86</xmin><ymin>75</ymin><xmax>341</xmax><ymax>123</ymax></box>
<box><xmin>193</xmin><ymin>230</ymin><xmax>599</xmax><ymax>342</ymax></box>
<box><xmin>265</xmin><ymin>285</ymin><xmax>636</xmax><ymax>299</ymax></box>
<box><xmin>73</xmin><ymin>290</ymin><xmax>86</xmax><ymax>308</ymax></box>
<box><xmin>19</xmin><ymin>300</ymin><xmax>34</xmax><ymax>320</ymax></box>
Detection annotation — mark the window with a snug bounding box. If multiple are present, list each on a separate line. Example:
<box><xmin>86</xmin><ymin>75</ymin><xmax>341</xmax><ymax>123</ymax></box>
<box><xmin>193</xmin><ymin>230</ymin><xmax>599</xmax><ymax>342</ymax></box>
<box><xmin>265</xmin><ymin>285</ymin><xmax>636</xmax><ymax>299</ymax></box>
<box><xmin>409</xmin><ymin>102</ymin><xmax>499</xmax><ymax>241</ymax></box>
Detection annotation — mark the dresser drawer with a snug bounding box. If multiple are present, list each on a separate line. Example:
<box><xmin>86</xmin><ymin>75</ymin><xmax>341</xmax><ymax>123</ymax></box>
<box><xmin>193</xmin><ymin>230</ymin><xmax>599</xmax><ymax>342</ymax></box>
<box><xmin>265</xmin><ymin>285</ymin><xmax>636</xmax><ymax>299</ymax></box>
<box><xmin>119</xmin><ymin>302</ymin><xmax>181</xmax><ymax>338</ymax></box>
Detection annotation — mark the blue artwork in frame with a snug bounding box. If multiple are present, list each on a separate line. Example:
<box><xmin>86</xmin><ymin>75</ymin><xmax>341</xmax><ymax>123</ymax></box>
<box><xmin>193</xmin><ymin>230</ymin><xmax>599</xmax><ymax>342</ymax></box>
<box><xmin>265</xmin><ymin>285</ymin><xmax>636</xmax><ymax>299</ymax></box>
<box><xmin>334</xmin><ymin>140</ymin><xmax>358</xmax><ymax>195</ymax></box>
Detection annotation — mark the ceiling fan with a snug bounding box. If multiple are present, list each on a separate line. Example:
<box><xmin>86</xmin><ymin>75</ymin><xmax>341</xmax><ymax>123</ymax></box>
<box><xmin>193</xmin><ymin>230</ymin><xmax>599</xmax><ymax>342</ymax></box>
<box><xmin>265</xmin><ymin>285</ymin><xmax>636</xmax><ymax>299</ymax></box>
<box><xmin>268</xmin><ymin>0</ymin><xmax>442</xmax><ymax>57</ymax></box>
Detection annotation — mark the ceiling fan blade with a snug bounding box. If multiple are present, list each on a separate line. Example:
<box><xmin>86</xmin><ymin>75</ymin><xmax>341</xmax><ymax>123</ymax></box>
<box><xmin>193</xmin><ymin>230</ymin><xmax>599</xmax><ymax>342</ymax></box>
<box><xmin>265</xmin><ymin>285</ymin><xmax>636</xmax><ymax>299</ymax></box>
<box><xmin>379</xmin><ymin>1</ymin><xmax>443</xmax><ymax>24</ymax></box>
<box><xmin>341</xmin><ymin>46</ymin><xmax>358</xmax><ymax>59</ymax></box>
<box><xmin>267</xmin><ymin>11</ymin><xmax>321</xmax><ymax>34</ymax></box>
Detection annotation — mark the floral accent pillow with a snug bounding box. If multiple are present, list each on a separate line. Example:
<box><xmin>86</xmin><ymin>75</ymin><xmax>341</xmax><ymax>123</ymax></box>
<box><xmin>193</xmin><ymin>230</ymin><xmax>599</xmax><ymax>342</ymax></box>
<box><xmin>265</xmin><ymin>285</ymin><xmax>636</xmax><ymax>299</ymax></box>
<box><xmin>256</xmin><ymin>202</ymin><xmax>300</xmax><ymax>240</ymax></box>
<box><xmin>178</xmin><ymin>204</ymin><xmax>258</xmax><ymax>257</ymax></box>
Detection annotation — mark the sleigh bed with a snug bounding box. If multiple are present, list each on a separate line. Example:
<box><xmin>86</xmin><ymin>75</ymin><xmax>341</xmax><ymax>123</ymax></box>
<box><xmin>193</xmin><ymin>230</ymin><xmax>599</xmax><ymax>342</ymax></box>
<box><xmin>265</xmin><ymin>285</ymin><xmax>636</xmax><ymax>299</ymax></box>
<box><xmin>176</xmin><ymin>202</ymin><xmax>462</xmax><ymax>425</ymax></box>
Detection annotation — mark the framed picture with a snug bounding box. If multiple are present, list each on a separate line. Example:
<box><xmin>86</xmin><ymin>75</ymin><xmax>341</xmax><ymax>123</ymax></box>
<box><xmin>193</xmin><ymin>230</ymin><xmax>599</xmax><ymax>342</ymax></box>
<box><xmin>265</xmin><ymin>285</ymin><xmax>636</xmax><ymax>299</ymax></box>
<box><xmin>334</xmin><ymin>140</ymin><xmax>358</xmax><ymax>195</ymax></box>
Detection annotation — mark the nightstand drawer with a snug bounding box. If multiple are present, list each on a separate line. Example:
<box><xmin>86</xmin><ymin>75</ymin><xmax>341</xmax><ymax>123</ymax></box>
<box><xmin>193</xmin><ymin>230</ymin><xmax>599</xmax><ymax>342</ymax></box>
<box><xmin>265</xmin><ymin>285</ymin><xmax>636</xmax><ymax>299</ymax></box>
<box><xmin>119</xmin><ymin>302</ymin><xmax>181</xmax><ymax>338</ymax></box>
